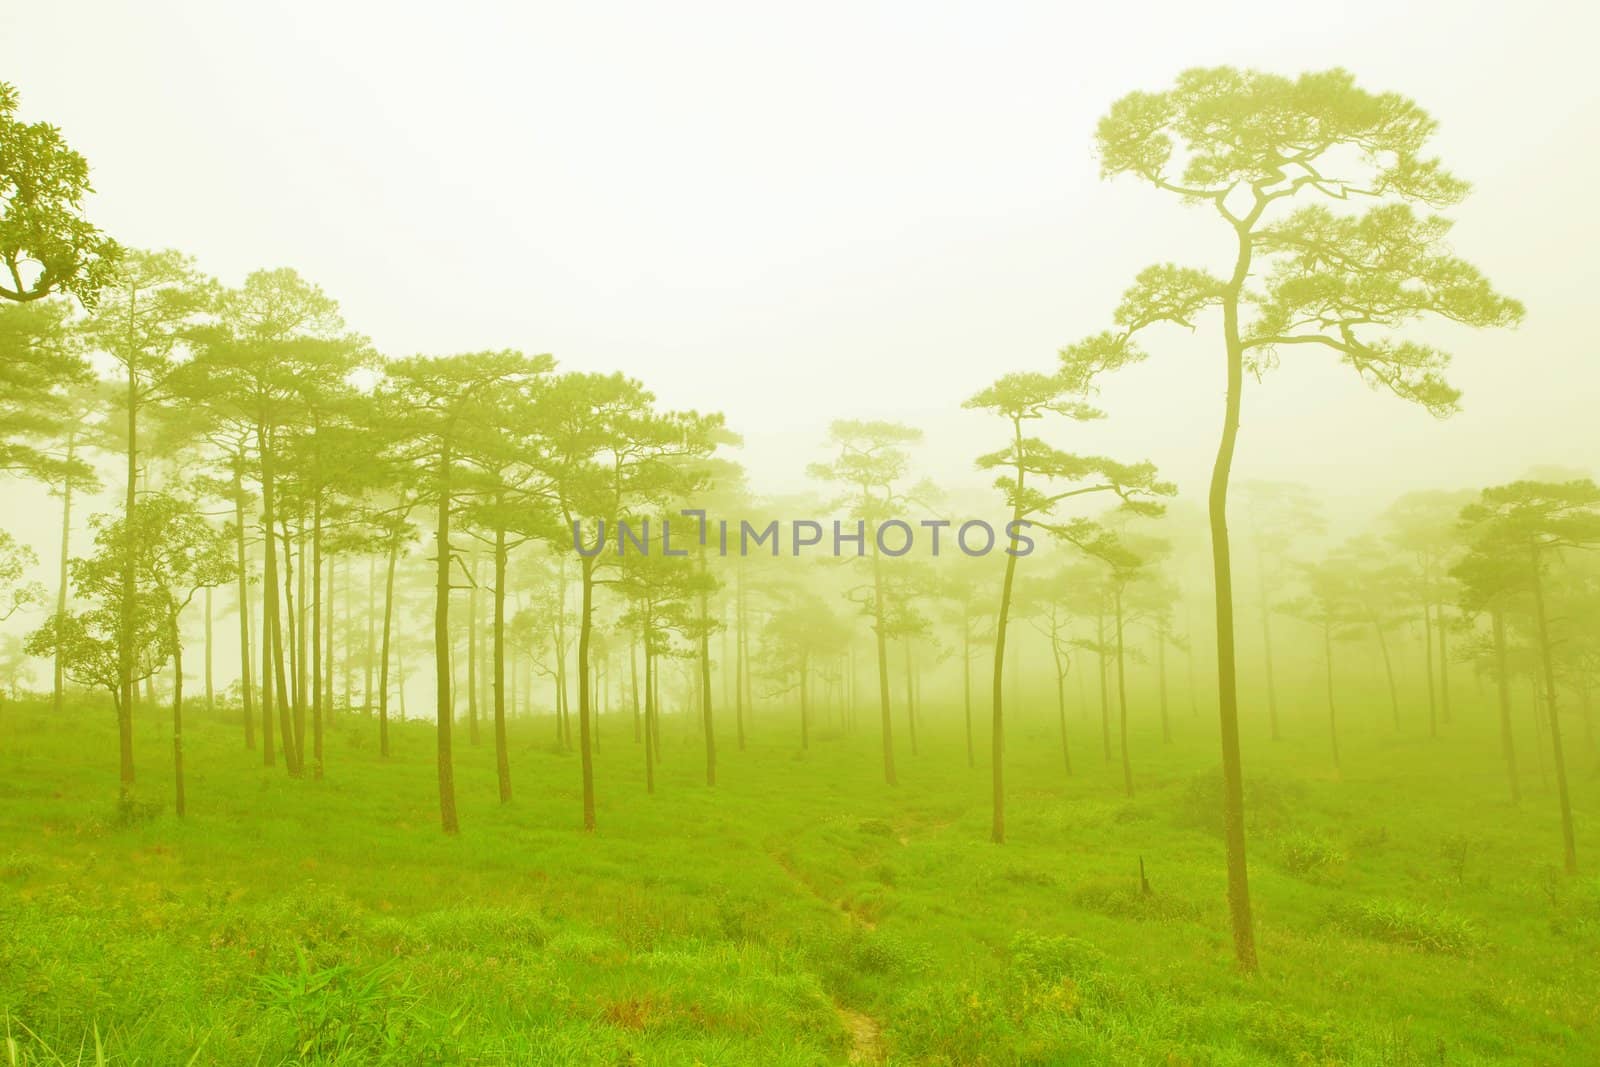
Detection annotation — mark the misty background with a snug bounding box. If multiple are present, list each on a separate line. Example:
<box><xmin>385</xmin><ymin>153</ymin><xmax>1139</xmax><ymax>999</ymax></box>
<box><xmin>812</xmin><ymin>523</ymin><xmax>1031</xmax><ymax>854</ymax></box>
<box><xmin>0</xmin><ymin>0</ymin><xmax>1594</xmax><ymax>700</ymax></box>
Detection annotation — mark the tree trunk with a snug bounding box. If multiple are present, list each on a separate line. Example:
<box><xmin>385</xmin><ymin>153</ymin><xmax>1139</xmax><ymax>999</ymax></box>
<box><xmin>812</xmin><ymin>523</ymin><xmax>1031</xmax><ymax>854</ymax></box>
<box><xmin>235</xmin><ymin>469</ymin><xmax>255</xmax><ymax>751</ymax></box>
<box><xmin>1529</xmin><ymin>549</ymin><xmax>1576</xmax><ymax>874</ymax></box>
<box><xmin>259</xmin><ymin>430</ymin><xmax>297</xmax><ymax>776</ymax></box>
<box><xmin>53</xmin><ymin>429</ymin><xmax>75</xmax><ymax>716</ymax></box>
<box><xmin>990</xmin><ymin>498</ymin><xmax>1023</xmax><ymax>844</ymax></box>
<box><xmin>963</xmin><ymin>619</ymin><xmax>975</xmax><ymax>770</ymax></box>
<box><xmin>434</xmin><ymin>448</ymin><xmax>458</xmax><ymax>834</ymax></box>
<box><xmin>1114</xmin><ymin>588</ymin><xmax>1133</xmax><ymax>798</ymax></box>
<box><xmin>903</xmin><ymin>640</ymin><xmax>918</xmax><ymax>756</ymax></box>
<box><xmin>118</xmin><ymin>361</ymin><xmax>137</xmax><ymax>799</ymax></box>
<box><xmin>468</xmin><ymin>553</ymin><xmax>480</xmax><ymax>746</ymax></box>
<box><xmin>1422</xmin><ymin>601</ymin><xmax>1437</xmax><ymax>738</ymax></box>
<box><xmin>1052</xmin><ymin>636</ymin><xmax>1070</xmax><ymax>776</ymax></box>
<box><xmin>644</xmin><ymin>642</ymin><xmax>656</xmax><ymax>793</ymax></box>
<box><xmin>1096</xmin><ymin>610</ymin><xmax>1110</xmax><ymax>762</ymax></box>
<box><xmin>1157</xmin><ymin>625</ymin><xmax>1170</xmax><ymax>744</ymax></box>
<box><xmin>1374</xmin><ymin>619</ymin><xmax>1399</xmax><ymax>730</ymax></box>
<box><xmin>172</xmin><ymin>627</ymin><xmax>185</xmax><ymax>817</ymax></box>
<box><xmin>1211</xmin><ymin>241</ymin><xmax>1259</xmax><ymax>971</ymax></box>
<box><xmin>364</xmin><ymin>554</ymin><xmax>376</xmax><ymax>716</ymax></box>
<box><xmin>577</xmin><ymin>554</ymin><xmax>597</xmax><ymax>831</ymax></box>
<box><xmin>379</xmin><ymin>537</ymin><xmax>398</xmax><ymax>758</ymax></box>
<box><xmin>630</xmin><ymin>637</ymin><xmax>641</xmax><ymax>743</ymax></box>
<box><xmin>1324</xmin><ymin>622</ymin><xmax>1340</xmax><ymax>777</ymax></box>
<box><xmin>734</xmin><ymin>565</ymin><xmax>746</xmax><ymax>751</ymax></box>
<box><xmin>493</xmin><ymin>529</ymin><xmax>512</xmax><ymax>803</ymax></box>
<box><xmin>311</xmin><ymin>499</ymin><xmax>323</xmax><ymax>780</ymax></box>
<box><xmin>1491</xmin><ymin>609</ymin><xmax>1519</xmax><ymax>804</ymax></box>
<box><xmin>204</xmin><ymin>587</ymin><xmax>214</xmax><ymax>713</ymax></box>
<box><xmin>871</xmin><ymin>531</ymin><xmax>897</xmax><ymax>787</ymax></box>
<box><xmin>1437</xmin><ymin>602</ymin><xmax>1452</xmax><ymax>725</ymax></box>
<box><xmin>794</xmin><ymin>654</ymin><xmax>808</xmax><ymax>749</ymax></box>
<box><xmin>699</xmin><ymin>570</ymin><xmax>715</xmax><ymax>786</ymax></box>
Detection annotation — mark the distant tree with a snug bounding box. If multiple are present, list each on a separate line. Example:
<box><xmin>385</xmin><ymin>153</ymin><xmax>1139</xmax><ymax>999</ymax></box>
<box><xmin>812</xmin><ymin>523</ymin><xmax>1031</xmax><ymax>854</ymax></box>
<box><xmin>92</xmin><ymin>495</ymin><xmax>234</xmax><ymax>815</ymax></box>
<box><xmin>965</xmin><ymin>364</ymin><xmax>1170</xmax><ymax>842</ymax></box>
<box><xmin>1282</xmin><ymin>557</ymin><xmax>1365</xmax><ymax>777</ymax></box>
<box><xmin>1452</xmin><ymin>528</ymin><xmax>1532</xmax><ymax>804</ymax></box>
<box><xmin>0</xmin><ymin>530</ymin><xmax>47</xmax><ymax>622</ymax></box>
<box><xmin>761</xmin><ymin>592</ymin><xmax>852</xmax><ymax>751</ymax></box>
<box><xmin>85</xmin><ymin>249</ymin><xmax>214</xmax><ymax>753</ymax></box>
<box><xmin>1459</xmin><ymin>480</ymin><xmax>1600</xmax><ymax>874</ymax></box>
<box><xmin>0</xmin><ymin>298</ymin><xmax>94</xmax><ymax>485</ymax></box>
<box><xmin>180</xmin><ymin>268</ymin><xmax>365</xmax><ymax>778</ymax></box>
<box><xmin>0</xmin><ymin>82</ymin><xmax>120</xmax><ymax>305</ymax></box>
<box><xmin>1384</xmin><ymin>489</ymin><xmax>1475</xmax><ymax>735</ymax></box>
<box><xmin>538</xmin><ymin>372</ymin><xmax>720</xmax><ymax>829</ymax></box>
<box><xmin>382</xmin><ymin>350</ymin><xmax>554</xmax><ymax>833</ymax></box>
<box><xmin>26</xmin><ymin>513</ymin><xmax>173</xmax><ymax>798</ymax></box>
<box><xmin>1087</xmin><ymin>67</ymin><xmax>1523</xmax><ymax>969</ymax></box>
<box><xmin>1335</xmin><ymin>535</ymin><xmax>1412</xmax><ymax>730</ymax></box>
<box><xmin>809</xmin><ymin>420</ymin><xmax>924</xmax><ymax>787</ymax></box>
<box><xmin>1238</xmin><ymin>481</ymin><xmax>1325</xmax><ymax>740</ymax></box>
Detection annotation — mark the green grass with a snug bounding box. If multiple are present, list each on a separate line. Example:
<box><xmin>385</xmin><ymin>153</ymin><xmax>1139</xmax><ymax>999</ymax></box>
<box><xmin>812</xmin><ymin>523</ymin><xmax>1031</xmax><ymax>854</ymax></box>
<box><xmin>0</xmin><ymin>686</ymin><xmax>1596</xmax><ymax>1064</ymax></box>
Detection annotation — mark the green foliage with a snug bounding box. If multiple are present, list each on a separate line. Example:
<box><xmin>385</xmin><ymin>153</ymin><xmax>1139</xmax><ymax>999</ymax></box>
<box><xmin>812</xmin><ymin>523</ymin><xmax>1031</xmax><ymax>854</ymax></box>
<box><xmin>1333</xmin><ymin>900</ymin><xmax>1483</xmax><ymax>956</ymax></box>
<box><xmin>0</xmin><ymin>82</ymin><xmax>121</xmax><ymax>305</ymax></box>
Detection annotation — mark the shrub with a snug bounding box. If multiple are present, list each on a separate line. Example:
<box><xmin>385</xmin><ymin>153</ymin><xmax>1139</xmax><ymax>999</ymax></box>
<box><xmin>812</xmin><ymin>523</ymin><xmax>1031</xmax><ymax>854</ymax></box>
<box><xmin>1334</xmin><ymin>900</ymin><xmax>1483</xmax><ymax>955</ymax></box>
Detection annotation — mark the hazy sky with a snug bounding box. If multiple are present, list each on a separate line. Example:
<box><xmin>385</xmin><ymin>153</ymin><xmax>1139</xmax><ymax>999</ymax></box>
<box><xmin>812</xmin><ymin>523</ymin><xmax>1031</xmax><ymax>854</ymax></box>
<box><xmin>2</xmin><ymin>0</ymin><xmax>1596</xmax><ymax>536</ymax></box>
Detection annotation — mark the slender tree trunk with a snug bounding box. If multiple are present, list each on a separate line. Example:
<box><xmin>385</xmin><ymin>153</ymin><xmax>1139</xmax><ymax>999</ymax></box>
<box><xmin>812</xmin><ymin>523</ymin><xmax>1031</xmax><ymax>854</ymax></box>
<box><xmin>1158</xmin><ymin>625</ymin><xmax>1171</xmax><ymax>744</ymax></box>
<box><xmin>1422</xmin><ymin>600</ymin><xmax>1437</xmax><ymax>738</ymax></box>
<box><xmin>643</xmin><ymin>642</ymin><xmax>656</xmax><ymax>794</ymax></box>
<box><xmin>963</xmin><ymin>619</ymin><xmax>975</xmax><ymax>770</ymax></box>
<box><xmin>118</xmin><ymin>362</ymin><xmax>137</xmax><ymax>800</ymax></box>
<box><xmin>53</xmin><ymin>429</ymin><xmax>75</xmax><ymax>716</ymax></box>
<box><xmin>630</xmin><ymin>637</ymin><xmax>641</xmax><ymax>743</ymax></box>
<box><xmin>1374</xmin><ymin>618</ymin><xmax>1399</xmax><ymax>730</ymax></box>
<box><xmin>1324</xmin><ymin>622</ymin><xmax>1340</xmax><ymax>777</ymax></box>
<box><xmin>434</xmin><ymin>449</ymin><xmax>458</xmax><ymax>834</ymax></box>
<box><xmin>1097</xmin><ymin>610</ymin><xmax>1111</xmax><ymax>762</ymax></box>
<box><xmin>235</xmin><ymin>473</ymin><xmax>255</xmax><ymax>750</ymax></box>
<box><xmin>311</xmin><ymin>499</ymin><xmax>323</xmax><ymax>780</ymax></box>
<box><xmin>379</xmin><ymin>537</ymin><xmax>398</xmax><ymax>758</ymax></box>
<box><xmin>800</xmin><ymin>652</ymin><xmax>812</xmax><ymax>751</ymax></box>
<box><xmin>493</xmin><ymin>529</ymin><xmax>512</xmax><ymax>803</ymax></box>
<box><xmin>324</xmin><ymin>555</ymin><xmax>335</xmax><ymax>718</ymax></box>
<box><xmin>1437</xmin><ymin>602</ymin><xmax>1453</xmax><ymax>725</ymax></box>
<box><xmin>1052</xmin><ymin>637</ymin><xmax>1071</xmax><ymax>776</ymax></box>
<box><xmin>871</xmin><ymin>532</ymin><xmax>897</xmax><ymax>787</ymax></box>
<box><xmin>259</xmin><ymin>433</ymin><xmax>297</xmax><ymax>775</ymax></box>
<box><xmin>364</xmin><ymin>554</ymin><xmax>375</xmax><ymax>716</ymax></box>
<box><xmin>204</xmin><ymin>586</ymin><xmax>214</xmax><ymax>714</ymax></box>
<box><xmin>734</xmin><ymin>565</ymin><xmax>746</xmax><ymax>751</ymax></box>
<box><xmin>468</xmin><ymin>554</ymin><xmax>480</xmax><ymax>746</ymax></box>
<box><xmin>577</xmin><ymin>555</ymin><xmax>597</xmax><ymax>831</ymax></box>
<box><xmin>172</xmin><ymin>626</ymin><xmax>185</xmax><ymax>817</ymax></box>
<box><xmin>1491</xmin><ymin>609</ymin><xmax>1519</xmax><ymax>805</ymax></box>
<box><xmin>1211</xmin><ymin>244</ymin><xmax>1259</xmax><ymax>971</ymax></box>
<box><xmin>990</xmin><ymin>483</ymin><xmax>1024</xmax><ymax>844</ymax></box>
<box><xmin>261</xmin><ymin>568</ymin><xmax>275</xmax><ymax>766</ymax></box>
<box><xmin>699</xmin><ymin>569</ymin><xmax>715</xmax><ymax>786</ymax></box>
<box><xmin>903</xmin><ymin>640</ymin><xmax>918</xmax><ymax>756</ymax></box>
<box><xmin>1114</xmin><ymin>588</ymin><xmax>1133</xmax><ymax>798</ymax></box>
<box><xmin>1529</xmin><ymin>549</ymin><xmax>1576</xmax><ymax>874</ymax></box>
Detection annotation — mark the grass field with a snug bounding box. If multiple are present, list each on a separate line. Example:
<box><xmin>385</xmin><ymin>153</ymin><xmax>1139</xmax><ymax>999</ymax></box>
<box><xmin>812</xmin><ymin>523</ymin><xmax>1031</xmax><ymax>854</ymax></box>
<box><xmin>1</xmin><ymin>686</ymin><xmax>1597</xmax><ymax>1065</ymax></box>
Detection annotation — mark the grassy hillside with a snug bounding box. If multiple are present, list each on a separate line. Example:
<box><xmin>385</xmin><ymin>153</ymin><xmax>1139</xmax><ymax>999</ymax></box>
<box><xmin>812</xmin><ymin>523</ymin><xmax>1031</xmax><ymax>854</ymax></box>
<box><xmin>1</xmin><ymin>690</ymin><xmax>1596</xmax><ymax>1065</ymax></box>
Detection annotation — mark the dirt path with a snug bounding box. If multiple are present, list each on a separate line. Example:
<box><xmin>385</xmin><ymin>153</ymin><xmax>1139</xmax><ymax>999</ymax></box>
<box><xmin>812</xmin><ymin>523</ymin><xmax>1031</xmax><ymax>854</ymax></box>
<box><xmin>836</xmin><ymin>1002</ymin><xmax>885</xmax><ymax>1064</ymax></box>
<box><xmin>767</xmin><ymin>844</ymin><xmax>887</xmax><ymax>1062</ymax></box>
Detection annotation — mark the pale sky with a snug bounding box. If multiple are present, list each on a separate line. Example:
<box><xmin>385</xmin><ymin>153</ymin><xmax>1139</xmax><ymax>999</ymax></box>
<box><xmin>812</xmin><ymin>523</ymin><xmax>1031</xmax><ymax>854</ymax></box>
<box><xmin>2</xmin><ymin>0</ymin><xmax>1597</xmax><ymax>556</ymax></box>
